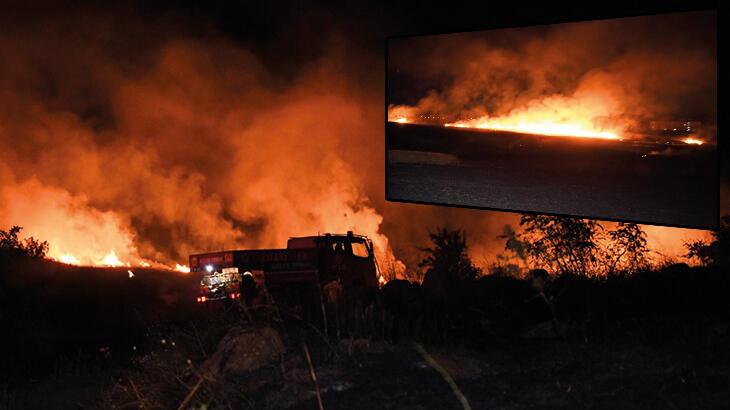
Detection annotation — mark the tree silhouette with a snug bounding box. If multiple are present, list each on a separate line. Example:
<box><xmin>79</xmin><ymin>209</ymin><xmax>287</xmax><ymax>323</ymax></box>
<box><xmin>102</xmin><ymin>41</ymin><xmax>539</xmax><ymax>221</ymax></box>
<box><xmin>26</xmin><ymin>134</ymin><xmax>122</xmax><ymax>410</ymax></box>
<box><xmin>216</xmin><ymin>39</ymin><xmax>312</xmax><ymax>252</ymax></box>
<box><xmin>419</xmin><ymin>227</ymin><xmax>481</xmax><ymax>284</ymax></box>
<box><xmin>501</xmin><ymin>216</ymin><xmax>649</xmax><ymax>276</ymax></box>
<box><xmin>686</xmin><ymin>216</ymin><xmax>730</xmax><ymax>266</ymax></box>
<box><xmin>0</xmin><ymin>226</ymin><xmax>23</xmax><ymax>250</ymax></box>
<box><xmin>518</xmin><ymin>215</ymin><xmax>601</xmax><ymax>276</ymax></box>
<box><xmin>605</xmin><ymin>222</ymin><xmax>649</xmax><ymax>275</ymax></box>
<box><xmin>0</xmin><ymin>225</ymin><xmax>49</xmax><ymax>259</ymax></box>
<box><xmin>418</xmin><ymin>228</ymin><xmax>481</xmax><ymax>337</ymax></box>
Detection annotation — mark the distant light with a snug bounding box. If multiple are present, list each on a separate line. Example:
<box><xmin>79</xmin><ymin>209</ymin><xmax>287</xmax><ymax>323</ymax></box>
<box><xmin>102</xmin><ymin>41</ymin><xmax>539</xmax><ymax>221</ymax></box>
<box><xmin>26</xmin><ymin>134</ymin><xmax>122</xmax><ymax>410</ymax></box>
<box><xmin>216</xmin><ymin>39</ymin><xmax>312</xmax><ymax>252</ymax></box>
<box><xmin>205</xmin><ymin>265</ymin><xmax>214</xmax><ymax>272</ymax></box>
<box><xmin>243</xmin><ymin>271</ymin><xmax>253</xmax><ymax>277</ymax></box>
<box><xmin>128</xmin><ymin>270</ymin><xmax>135</xmax><ymax>278</ymax></box>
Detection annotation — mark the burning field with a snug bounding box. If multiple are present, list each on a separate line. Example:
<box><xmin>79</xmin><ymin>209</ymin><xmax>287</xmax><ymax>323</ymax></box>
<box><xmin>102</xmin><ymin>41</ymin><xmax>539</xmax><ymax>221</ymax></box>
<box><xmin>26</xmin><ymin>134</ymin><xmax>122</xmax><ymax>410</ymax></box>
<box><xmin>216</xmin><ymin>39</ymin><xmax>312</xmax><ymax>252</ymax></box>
<box><xmin>388</xmin><ymin>10</ymin><xmax>717</xmax><ymax>229</ymax></box>
<box><xmin>0</xmin><ymin>5</ymin><xmax>718</xmax><ymax>276</ymax></box>
<box><xmin>0</xmin><ymin>2</ymin><xmax>727</xmax><ymax>409</ymax></box>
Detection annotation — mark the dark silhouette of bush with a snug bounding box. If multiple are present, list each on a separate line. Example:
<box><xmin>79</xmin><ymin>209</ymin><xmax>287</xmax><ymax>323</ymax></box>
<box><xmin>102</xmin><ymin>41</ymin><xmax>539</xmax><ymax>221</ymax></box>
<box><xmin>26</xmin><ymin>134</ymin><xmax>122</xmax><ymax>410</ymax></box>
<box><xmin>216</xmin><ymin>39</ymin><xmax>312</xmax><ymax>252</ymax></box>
<box><xmin>381</xmin><ymin>279</ymin><xmax>423</xmax><ymax>340</ymax></box>
<box><xmin>415</xmin><ymin>228</ymin><xmax>482</xmax><ymax>342</ymax></box>
<box><xmin>686</xmin><ymin>215</ymin><xmax>730</xmax><ymax>266</ymax></box>
<box><xmin>501</xmin><ymin>215</ymin><xmax>650</xmax><ymax>276</ymax></box>
<box><xmin>420</xmin><ymin>227</ymin><xmax>481</xmax><ymax>294</ymax></box>
<box><xmin>0</xmin><ymin>225</ymin><xmax>49</xmax><ymax>260</ymax></box>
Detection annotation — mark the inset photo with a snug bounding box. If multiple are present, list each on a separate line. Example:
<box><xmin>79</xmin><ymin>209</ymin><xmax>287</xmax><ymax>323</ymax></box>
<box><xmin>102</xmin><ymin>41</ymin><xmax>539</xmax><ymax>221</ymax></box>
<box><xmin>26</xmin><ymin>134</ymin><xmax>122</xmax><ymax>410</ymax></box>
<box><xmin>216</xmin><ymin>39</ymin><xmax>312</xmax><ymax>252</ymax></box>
<box><xmin>387</xmin><ymin>10</ymin><xmax>718</xmax><ymax>229</ymax></box>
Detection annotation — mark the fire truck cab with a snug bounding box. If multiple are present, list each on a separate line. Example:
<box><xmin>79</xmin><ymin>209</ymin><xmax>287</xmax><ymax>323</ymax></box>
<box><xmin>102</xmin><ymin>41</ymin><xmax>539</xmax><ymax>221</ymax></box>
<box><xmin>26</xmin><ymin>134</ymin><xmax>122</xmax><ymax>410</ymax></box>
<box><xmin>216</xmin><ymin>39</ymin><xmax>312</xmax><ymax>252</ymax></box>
<box><xmin>190</xmin><ymin>231</ymin><xmax>379</xmax><ymax>303</ymax></box>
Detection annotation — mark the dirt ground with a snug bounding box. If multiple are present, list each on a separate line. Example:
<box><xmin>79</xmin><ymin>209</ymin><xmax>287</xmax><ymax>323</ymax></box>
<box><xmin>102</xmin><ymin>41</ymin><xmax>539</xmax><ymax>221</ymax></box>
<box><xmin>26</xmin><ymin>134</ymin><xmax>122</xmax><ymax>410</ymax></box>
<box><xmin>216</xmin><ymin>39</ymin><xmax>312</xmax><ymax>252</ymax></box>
<box><xmin>4</xmin><ymin>315</ymin><xmax>729</xmax><ymax>409</ymax></box>
<box><xmin>3</xmin><ymin>260</ymin><xmax>729</xmax><ymax>409</ymax></box>
<box><xmin>86</xmin><ymin>314</ymin><xmax>728</xmax><ymax>410</ymax></box>
<box><xmin>276</xmin><ymin>319</ymin><xmax>730</xmax><ymax>410</ymax></box>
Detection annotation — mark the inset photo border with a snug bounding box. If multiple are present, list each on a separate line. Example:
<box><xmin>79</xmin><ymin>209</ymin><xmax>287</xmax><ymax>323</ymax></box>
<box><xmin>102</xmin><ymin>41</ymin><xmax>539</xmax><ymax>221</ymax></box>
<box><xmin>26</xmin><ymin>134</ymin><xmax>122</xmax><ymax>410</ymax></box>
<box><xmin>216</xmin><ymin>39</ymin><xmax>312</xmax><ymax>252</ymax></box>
<box><xmin>385</xmin><ymin>7</ymin><xmax>719</xmax><ymax>230</ymax></box>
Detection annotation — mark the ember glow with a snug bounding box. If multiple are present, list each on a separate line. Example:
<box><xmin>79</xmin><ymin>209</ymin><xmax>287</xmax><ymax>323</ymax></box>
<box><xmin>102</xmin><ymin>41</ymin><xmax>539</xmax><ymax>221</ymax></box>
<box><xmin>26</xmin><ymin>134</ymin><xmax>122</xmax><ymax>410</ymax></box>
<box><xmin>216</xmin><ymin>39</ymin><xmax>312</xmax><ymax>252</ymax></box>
<box><xmin>0</xmin><ymin>26</ymin><xmax>405</xmax><ymax>276</ymax></box>
<box><xmin>436</xmin><ymin>90</ymin><xmax>623</xmax><ymax>139</ymax></box>
<box><xmin>387</xmin><ymin>105</ymin><xmax>416</xmax><ymax>125</ymax></box>
<box><xmin>445</xmin><ymin>118</ymin><xmax>620</xmax><ymax>139</ymax></box>
<box><xmin>0</xmin><ymin>8</ymin><xmax>716</xmax><ymax>275</ymax></box>
<box><xmin>682</xmin><ymin>137</ymin><xmax>704</xmax><ymax>145</ymax></box>
<box><xmin>58</xmin><ymin>253</ymin><xmax>80</xmax><ymax>265</ymax></box>
<box><xmin>101</xmin><ymin>249</ymin><xmax>124</xmax><ymax>267</ymax></box>
<box><xmin>175</xmin><ymin>264</ymin><xmax>191</xmax><ymax>273</ymax></box>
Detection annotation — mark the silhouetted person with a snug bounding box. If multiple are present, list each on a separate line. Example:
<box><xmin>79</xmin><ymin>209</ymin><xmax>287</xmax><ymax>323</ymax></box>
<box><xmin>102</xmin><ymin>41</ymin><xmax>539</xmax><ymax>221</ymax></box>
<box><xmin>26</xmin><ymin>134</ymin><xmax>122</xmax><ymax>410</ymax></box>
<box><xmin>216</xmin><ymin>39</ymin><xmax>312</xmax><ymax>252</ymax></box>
<box><xmin>240</xmin><ymin>273</ymin><xmax>259</xmax><ymax>306</ymax></box>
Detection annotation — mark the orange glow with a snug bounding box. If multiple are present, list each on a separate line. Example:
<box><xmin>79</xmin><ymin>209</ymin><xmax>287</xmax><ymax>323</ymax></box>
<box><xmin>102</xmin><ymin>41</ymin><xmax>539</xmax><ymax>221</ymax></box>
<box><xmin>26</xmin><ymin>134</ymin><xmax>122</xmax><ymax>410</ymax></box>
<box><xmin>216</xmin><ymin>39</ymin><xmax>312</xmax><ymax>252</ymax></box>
<box><xmin>445</xmin><ymin>119</ymin><xmax>619</xmax><ymax>139</ymax></box>
<box><xmin>0</xmin><ymin>26</ymin><xmax>709</xmax><ymax>277</ymax></box>
<box><xmin>58</xmin><ymin>253</ymin><xmax>80</xmax><ymax>265</ymax></box>
<box><xmin>55</xmin><ymin>251</ymin><xmax>167</xmax><ymax>269</ymax></box>
<box><xmin>682</xmin><ymin>137</ymin><xmax>704</xmax><ymax>145</ymax></box>
<box><xmin>433</xmin><ymin>87</ymin><xmax>626</xmax><ymax>140</ymax></box>
<box><xmin>175</xmin><ymin>264</ymin><xmax>191</xmax><ymax>273</ymax></box>
<box><xmin>444</xmin><ymin>94</ymin><xmax>623</xmax><ymax>140</ymax></box>
<box><xmin>101</xmin><ymin>249</ymin><xmax>124</xmax><ymax>267</ymax></box>
<box><xmin>378</xmin><ymin>274</ymin><xmax>387</xmax><ymax>287</ymax></box>
<box><xmin>388</xmin><ymin>105</ymin><xmax>416</xmax><ymax>125</ymax></box>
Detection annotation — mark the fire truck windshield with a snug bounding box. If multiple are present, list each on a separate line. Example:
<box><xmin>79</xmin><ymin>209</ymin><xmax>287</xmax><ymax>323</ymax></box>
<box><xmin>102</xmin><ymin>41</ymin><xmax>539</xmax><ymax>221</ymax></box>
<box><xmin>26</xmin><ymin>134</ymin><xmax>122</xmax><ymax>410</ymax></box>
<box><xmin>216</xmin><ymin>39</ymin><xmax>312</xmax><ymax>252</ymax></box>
<box><xmin>351</xmin><ymin>241</ymin><xmax>370</xmax><ymax>258</ymax></box>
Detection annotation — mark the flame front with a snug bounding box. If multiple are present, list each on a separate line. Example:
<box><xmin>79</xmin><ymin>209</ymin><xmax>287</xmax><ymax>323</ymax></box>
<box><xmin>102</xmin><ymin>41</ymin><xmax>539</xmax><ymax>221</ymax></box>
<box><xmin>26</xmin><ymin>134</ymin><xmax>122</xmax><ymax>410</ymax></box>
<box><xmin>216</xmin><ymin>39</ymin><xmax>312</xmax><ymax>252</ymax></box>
<box><xmin>443</xmin><ymin>94</ymin><xmax>623</xmax><ymax>140</ymax></box>
<box><xmin>445</xmin><ymin>118</ymin><xmax>620</xmax><ymax>140</ymax></box>
<box><xmin>53</xmin><ymin>248</ymin><xmax>191</xmax><ymax>273</ymax></box>
<box><xmin>100</xmin><ymin>249</ymin><xmax>124</xmax><ymax>267</ymax></box>
<box><xmin>175</xmin><ymin>264</ymin><xmax>191</xmax><ymax>273</ymax></box>
<box><xmin>58</xmin><ymin>253</ymin><xmax>80</xmax><ymax>265</ymax></box>
<box><xmin>682</xmin><ymin>137</ymin><xmax>704</xmax><ymax>145</ymax></box>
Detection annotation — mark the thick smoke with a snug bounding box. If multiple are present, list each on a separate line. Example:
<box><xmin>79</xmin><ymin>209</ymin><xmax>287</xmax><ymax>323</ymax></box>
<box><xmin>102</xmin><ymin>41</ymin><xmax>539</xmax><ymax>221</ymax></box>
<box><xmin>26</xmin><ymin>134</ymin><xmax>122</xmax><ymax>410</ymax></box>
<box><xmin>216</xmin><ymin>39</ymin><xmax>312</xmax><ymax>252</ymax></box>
<box><xmin>0</xmin><ymin>11</ymin><xmax>401</xmax><ymax>268</ymax></box>
<box><xmin>389</xmin><ymin>11</ymin><xmax>717</xmax><ymax>138</ymax></box>
<box><xmin>0</xmin><ymin>8</ymin><xmax>712</xmax><ymax>273</ymax></box>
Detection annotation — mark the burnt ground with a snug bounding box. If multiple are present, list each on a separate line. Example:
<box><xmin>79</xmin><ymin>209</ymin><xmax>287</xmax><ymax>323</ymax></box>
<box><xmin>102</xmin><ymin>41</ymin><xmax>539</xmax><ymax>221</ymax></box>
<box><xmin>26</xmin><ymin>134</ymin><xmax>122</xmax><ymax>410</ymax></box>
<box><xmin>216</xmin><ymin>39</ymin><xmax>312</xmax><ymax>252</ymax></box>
<box><xmin>387</xmin><ymin>122</ymin><xmax>718</xmax><ymax>229</ymax></box>
<box><xmin>310</xmin><ymin>320</ymin><xmax>730</xmax><ymax>410</ymax></box>
<box><xmin>95</xmin><ymin>310</ymin><xmax>730</xmax><ymax>410</ymax></box>
<box><xmin>5</xmin><ymin>317</ymin><xmax>729</xmax><ymax>409</ymax></box>
<box><xmin>1</xmin><ymin>258</ymin><xmax>729</xmax><ymax>409</ymax></box>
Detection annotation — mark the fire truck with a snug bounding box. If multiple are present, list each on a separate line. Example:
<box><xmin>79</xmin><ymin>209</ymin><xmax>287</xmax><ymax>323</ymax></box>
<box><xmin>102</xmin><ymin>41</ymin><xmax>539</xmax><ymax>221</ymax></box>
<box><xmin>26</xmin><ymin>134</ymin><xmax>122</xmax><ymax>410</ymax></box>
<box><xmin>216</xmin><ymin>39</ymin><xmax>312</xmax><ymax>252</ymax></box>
<box><xmin>190</xmin><ymin>231</ymin><xmax>379</xmax><ymax>303</ymax></box>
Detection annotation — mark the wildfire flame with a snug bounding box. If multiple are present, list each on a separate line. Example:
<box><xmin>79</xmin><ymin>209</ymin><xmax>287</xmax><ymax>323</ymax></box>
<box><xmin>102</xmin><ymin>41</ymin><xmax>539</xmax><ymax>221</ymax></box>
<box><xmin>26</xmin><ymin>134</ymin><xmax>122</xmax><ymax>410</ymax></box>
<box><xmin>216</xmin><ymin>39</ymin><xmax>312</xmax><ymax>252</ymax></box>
<box><xmin>58</xmin><ymin>253</ymin><xmax>80</xmax><ymax>265</ymax></box>
<box><xmin>52</xmin><ymin>249</ymin><xmax>192</xmax><ymax>273</ymax></box>
<box><xmin>445</xmin><ymin>119</ymin><xmax>620</xmax><ymax>140</ymax></box>
<box><xmin>53</xmin><ymin>250</ymin><xmax>191</xmax><ymax>273</ymax></box>
<box><xmin>100</xmin><ymin>249</ymin><xmax>124</xmax><ymax>267</ymax></box>
<box><xmin>175</xmin><ymin>264</ymin><xmax>191</xmax><ymax>273</ymax></box>
<box><xmin>682</xmin><ymin>137</ymin><xmax>704</xmax><ymax>145</ymax></box>
<box><xmin>398</xmin><ymin>86</ymin><xmax>625</xmax><ymax>140</ymax></box>
<box><xmin>388</xmin><ymin>105</ymin><xmax>416</xmax><ymax>125</ymax></box>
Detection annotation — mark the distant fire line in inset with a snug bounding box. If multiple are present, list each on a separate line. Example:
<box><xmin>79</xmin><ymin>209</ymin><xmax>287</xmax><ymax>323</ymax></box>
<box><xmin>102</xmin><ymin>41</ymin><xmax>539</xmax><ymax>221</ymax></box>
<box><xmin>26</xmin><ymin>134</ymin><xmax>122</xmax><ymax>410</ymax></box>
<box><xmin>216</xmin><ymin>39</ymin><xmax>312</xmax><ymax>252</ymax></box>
<box><xmin>444</xmin><ymin>120</ymin><xmax>620</xmax><ymax>140</ymax></box>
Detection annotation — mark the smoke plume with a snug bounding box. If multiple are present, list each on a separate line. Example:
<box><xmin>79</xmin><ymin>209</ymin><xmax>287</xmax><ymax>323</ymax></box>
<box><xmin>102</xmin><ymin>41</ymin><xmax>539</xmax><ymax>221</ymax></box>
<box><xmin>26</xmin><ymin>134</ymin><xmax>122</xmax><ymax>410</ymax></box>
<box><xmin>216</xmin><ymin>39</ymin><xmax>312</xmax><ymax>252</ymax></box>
<box><xmin>0</xmin><ymin>7</ymin><xmax>714</xmax><ymax>273</ymax></box>
<box><xmin>389</xmin><ymin>10</ymin><xmax>717</xmax><ymax>139</ymax></box>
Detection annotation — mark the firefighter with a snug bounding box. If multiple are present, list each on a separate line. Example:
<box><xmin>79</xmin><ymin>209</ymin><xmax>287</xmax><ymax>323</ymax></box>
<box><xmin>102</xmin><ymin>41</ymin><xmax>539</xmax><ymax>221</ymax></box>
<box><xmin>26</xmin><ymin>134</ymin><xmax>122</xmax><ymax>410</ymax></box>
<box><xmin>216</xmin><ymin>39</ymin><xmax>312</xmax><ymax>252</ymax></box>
<box><xmin>240</xmin><ymin>271</ymin><xmax>259</xmax><ymax>306</ymax></box>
